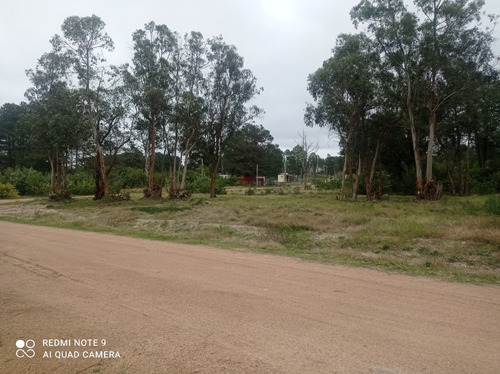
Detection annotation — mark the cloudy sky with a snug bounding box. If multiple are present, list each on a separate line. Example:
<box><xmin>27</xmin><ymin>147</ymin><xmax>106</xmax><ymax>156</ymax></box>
<box><xmin>1</xmin><ymin>0</ymin><xmax>499</xmax><ymax>157</ymax></box>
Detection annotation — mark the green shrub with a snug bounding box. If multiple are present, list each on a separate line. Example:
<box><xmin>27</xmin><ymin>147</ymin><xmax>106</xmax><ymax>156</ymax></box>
<box><xmin>245</xmin><ymin>188</ymin><xmax>255</xmax><ymax>195</ymax></box>
<box><xmin>483</xmin><ymin>196</ymin><xmax>500</xmax><ymax>215</ymax></box>
<box><xmin>67</xmin><ymin>170</ymin><xmax>95</xmax><ymax>195</ymax></box>
<box><xmin>313</xmin><ymin>175</ymin><xmax>341</xmax><ymax>191</ymax></box>
<box><xmin>185</xmin><ymin>169</ymin><xmax>228</xmax><ymax>195</ymax></box>
<box><xmin>0</xmin><ymin>182</ymin><xmax>20</xmax><ymax>199</ymax></box>
<box><xmin>1</xmin><ymin>168</ymin><xmax>49</xmax><ymax>196</ymax></box>
<box><xmin>113</xmin><ymin>167</ymin><xmax>148</xmax><ymax>189</ymax></box>
<box><xmin>470</xmin><ymin>167</ymin><xmax>500</xmax><ymax>195</ymax></box>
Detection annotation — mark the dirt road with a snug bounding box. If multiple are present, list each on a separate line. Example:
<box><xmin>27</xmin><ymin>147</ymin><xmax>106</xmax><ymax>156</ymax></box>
<box><xmin>1</xmin><ymin>221</ymin><xmax>499</xmax><ymax>373</ymax></box>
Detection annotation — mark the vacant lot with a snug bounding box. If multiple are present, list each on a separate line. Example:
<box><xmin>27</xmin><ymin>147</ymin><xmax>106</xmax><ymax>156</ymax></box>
<box><xmin>0</xmin><ymin>188</ymin><xmax>499</xmax><ymax>283</ymax></box>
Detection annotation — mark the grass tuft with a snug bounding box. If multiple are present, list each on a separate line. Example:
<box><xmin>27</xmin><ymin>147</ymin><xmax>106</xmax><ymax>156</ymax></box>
<box><xmin>0</xmin><ymin>189</ymin><xmax>498</xmax><ymax>284</ymax></box>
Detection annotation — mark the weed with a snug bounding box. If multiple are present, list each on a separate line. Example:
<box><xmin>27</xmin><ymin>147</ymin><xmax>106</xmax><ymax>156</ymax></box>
<box><xmin>483</xmin><ymin>195</ymin><xmax>500</xmax><ymax>215</ymax></box>
<box><xmin>245</xmin><ymin>188</ymin><xmax>255</xmax><ymax>196</ymax></box>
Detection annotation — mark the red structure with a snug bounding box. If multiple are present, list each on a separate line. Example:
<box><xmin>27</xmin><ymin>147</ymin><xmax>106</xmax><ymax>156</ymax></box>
<box><xmin>236</xmin><ymin>176</ymin><xmax>265</xmax><ymax>186</ymax></box>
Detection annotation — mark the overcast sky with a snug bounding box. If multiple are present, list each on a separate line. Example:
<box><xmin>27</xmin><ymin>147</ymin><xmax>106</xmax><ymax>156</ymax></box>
<box><xmin>1</xmin><ymin>0</ymin><xmax>499</xmax><ymax>157</ymax></box>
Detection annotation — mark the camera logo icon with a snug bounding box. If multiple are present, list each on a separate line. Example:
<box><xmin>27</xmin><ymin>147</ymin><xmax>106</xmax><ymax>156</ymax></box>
<box><xmin>16</xmin><ymin>339</ymin><xmax>36</xmax><ymax>358</ymax></box>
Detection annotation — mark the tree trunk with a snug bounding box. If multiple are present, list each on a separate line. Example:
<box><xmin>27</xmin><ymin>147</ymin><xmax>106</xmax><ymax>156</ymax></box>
<box><xmin>444</xmin><ymin>146</ymin><xmax>456</xmax><ymax>196</ymax></box>
<box><xmin>406</xmin><ymin>76</ymin><xmax>423</xmax><ymax>197</ymax></box>
<box><xmin>171</xmin><ymin>126</ymin><xmax>179</xmax><ymax>190</ymax></box>
<box><xmin>426</xmin><ymin>109</ymin><xmax>436</xmax><ymax>183</ymax></box>
<box><xmin>145</xmin><ymin>120</ymin><xmax>162</xmax><ymax>198</ymax></box>
<box><xmin>48</xmin><ymin>154</ymin><xmax>56</xmax><ymax>195</ymax></box>
<box><xmin>338</xmin><ymin>126</ymin><xmax>354</xmax><ymax>201</ymax></box>
<box><xmin>464</xmin><ymin>135</ymin><xmax>471</xmax><ymax>196</ymax></box>
<box><xmin>93</xmin><ymin>146</ymin><xmax>109</xmax><ymax>200</ymax></box>
<box><xmin>180</xmin><ymin>153</ymin><xmax>190</xmax><ymax>190</ymax></box>
<box><xmin>339</xmin><ymin>154</ymin><xmax>348</xmax><ymax>201</ymax></box>
<box><xmin>352</xmin><ymin>154</ymin><xmax>361</xmax><ymax>201</ymax></box>
<box><xmin>366</xmin><ymin>135</ymin><xmax>382</xmax><ymax>200</ymax></box>
<box><xmin>209</xmin><ymin>156</ymin><xmax>220</xmax><ymax>198</ymax></box>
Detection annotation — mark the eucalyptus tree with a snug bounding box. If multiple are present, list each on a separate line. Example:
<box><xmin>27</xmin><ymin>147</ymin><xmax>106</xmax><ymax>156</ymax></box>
<box><xmin>439</xmin><ymin>69</ymin><xmax>500</xmax><ymax>195</ymax></box>
<box><xmin>306</xmin><ymin>33</ymin><xmax>379</xmax><ymax>200</ymax></box>
<box><xmin>52</xmin><ymin>15</ymin><xmax>118</xmax><ymax>199</ymax></box>
<box><xmin>25</xmin><ymin>49</ymin><xmax>85</xmax><ymax>198</ymax></box>
<box><xmin>205</xmin><ymin>37</ymin><xmax>262</xmax><ymax>198</ymax></box>
<box><xmin>97</xmin><ymin>82</ymin><xmax>131</xmax><ymax>179</ymax></box>
<box><xmin>352</xmin><ymin>0</ymin><xmax>498</xmax><ymax>198</ymax></box>
<box><xmin>177</xmin><ymin>31</ymin><xmax>208</xmax><ymax>190</ymax></box>
<box><xmin>415</xmin><ymin>0</ymin><xmax>496</xmax><ymax>196</ymax></box>
<box><xmin>125</xmin><ymin>21</ymin><xmax>178</xmax><ymax>198</ymax></box>
<box><xmin>351</xmin><ymin>0</ymin><xmax>425</xmax><ymax>195</ymax></box>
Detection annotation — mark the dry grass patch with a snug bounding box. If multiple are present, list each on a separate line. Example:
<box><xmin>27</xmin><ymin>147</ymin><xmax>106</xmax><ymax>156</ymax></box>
<box><xmin>0</xmin><ymin>192</ymin><xmax>498</xmax><ymax>283</ymax></box>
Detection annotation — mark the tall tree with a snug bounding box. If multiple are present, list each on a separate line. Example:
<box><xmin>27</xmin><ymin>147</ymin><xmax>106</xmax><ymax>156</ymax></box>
<box><xmin>125</xmin><ymin>21</ymin><xmax>178</xmax><ymax>198</ymax></box>
<box><xmin>351</xmin><ymin>0</ymin><xmax>498</xmax><ymax>198</ymax></box>
<box><xmin>176</xmin><ymin>31</ymin><xmax>208</xmax><ymax>190</ymax></box>
<box><xmin>25</xmin><ymin>49</ymin><xmax>85</xmax><ymax>198</ymax></box>
<box><xmin>53</xmin><ymin>15</ymin><xmax>116</xmax><ymax>199</ymax></box>
<box><xmin>223</xmin><ymin>123</ymin><xmax>281</xmax><ymax>178</ymax></box>
<box><xmin>415</xmin><ymin>0</ymin><xmax>495</xmax><ymax>197</ymax></box>
<box><xmin>306</xmin><ymin>33</ymin><xmax>378</xmax><ymax>200</ymax></box>
<box><xmin>351</xmin><ymin>0</ymin><xmax>425</xmax><ymax>195</ymax></box>
<box><xmin>205</xmin><ymin>37</ymin><xmax>262</xmax><ymax>198</ymax></box>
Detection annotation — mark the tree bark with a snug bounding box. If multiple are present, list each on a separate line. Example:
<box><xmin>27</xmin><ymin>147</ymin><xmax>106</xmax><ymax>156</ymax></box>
<box><xmin>145</xmin><ymin>119</ymin><xmax>162</xmax><ymax>198</ymax></box>
<box><xmin>366</xmin><ymin>135</ymin><xmax>382</xmax><ymax>200</ymax></box>
<box><xmin>209</xmin><ymin>156</ymin><xmax>220</xmax><ymax>198</ymax></box>
<box><xmin>406</xmin><ymin>74</ymin><xmax>423</xmax><ymax>196</ymax></box>
<box><xmin>352</xmin><ymin>154</ymin><xmax>361</xmax><ymax>201</ymax></box>
<box><xmin>426</xmin><ymin>108</ymin><xmax>437</xmax><ymax>183</ymax></box>
<box><xmin>93</xmin><ymin>146</ymin><xmax>109</xmax><ymax>200</ymax></box>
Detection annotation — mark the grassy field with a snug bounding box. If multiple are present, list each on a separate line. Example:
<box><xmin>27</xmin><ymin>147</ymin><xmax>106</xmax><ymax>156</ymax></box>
<box><xmin>1</xmin><ymin>185</ymin><xmax>499</xmax><ymax>284</ymax></box>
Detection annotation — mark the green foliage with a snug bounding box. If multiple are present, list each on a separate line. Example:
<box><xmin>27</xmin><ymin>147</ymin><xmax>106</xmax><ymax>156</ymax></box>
<box><xmin>462</xmin><ymin>195</ymin><xmax>500</xmax><ymax>216</ymax></box>
<box><xmin>469</xmin><ymin>167</ymin><xmax>500</xmax><ymax>195</ymax></box>
<box><xmin>1</xmin><ymin>167</ymin><xmax>49</xmax><ymax>196</ymax></box>
<box><xmin>223</xmin><ymin>124</ymin><xmax>283</xmax><ymax>177</ymax></box>
<box><xmin>482</xmin><ymin>196</ymin><xmax>500</xmax><ymax>216</ymax></box>
<box><xmin>67</xmin><ymin>171</ymin><xmax>95</xmax><ymax>196</ymax></box>
<box><xmin>185</xmin><ymin>169</ymin><xmax>230</xmax><ymax>194</ymax></box>
<box><xmin>111</xmin><ymin>167</ymin><xmax>148</xmax><ymax>189</ymax></box>
<box><xmin>0</xmin><ymin>182</ymin><xmax>20</xmax><ymax>199</ymax></box>
<box><xmin>245</xmin><ymin>187</ymin><xmax>255</xmax><ymax>195</ymax></box>
<box><xmin>313</xmin><ymin>175</ymin><xmax>341</xmax><ymax>190</ymax></box>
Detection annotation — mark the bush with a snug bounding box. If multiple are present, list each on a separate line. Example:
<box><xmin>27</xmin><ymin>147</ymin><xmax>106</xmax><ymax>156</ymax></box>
<box><xmin>483</xmin><ymin>196</ymin><xmax>500</xmax><ymax>215</ymax></box>
<box><xmin>245</xmin><ymin>187</ymin><xmax>255</xmax><ymax>195</ymax></box>
<box><xmin>185</xmin><ymin>169</ymin><xmax>228</xmax><ymax>195</ymax></box>
<box><xmin>113</xmin><ymin>167</ymin><xmax>147</xmax><ymax>189</ymax></box>
<box><xmin>0</xmin><ymin>182</ymin><xmax>20</xmax><ymax>199</ymax></box>
<box><xmin>313</xmin><ymin>176</ymin><xmax>341</xmax><ymax>191</ymax></box>
<box><xmin>1</xmin><ymin>168</ymin><xmax>49</xmax><ymax>196</ymax></box>
<box><xmin>67</xmin><ymin>170</ymin><xmax>95</xmax><ymax>196</ymax></box>
<box><xmin>470</xmin><ymin>167</ymin><xmax>500</xmax><ymax>195</ymax></box>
